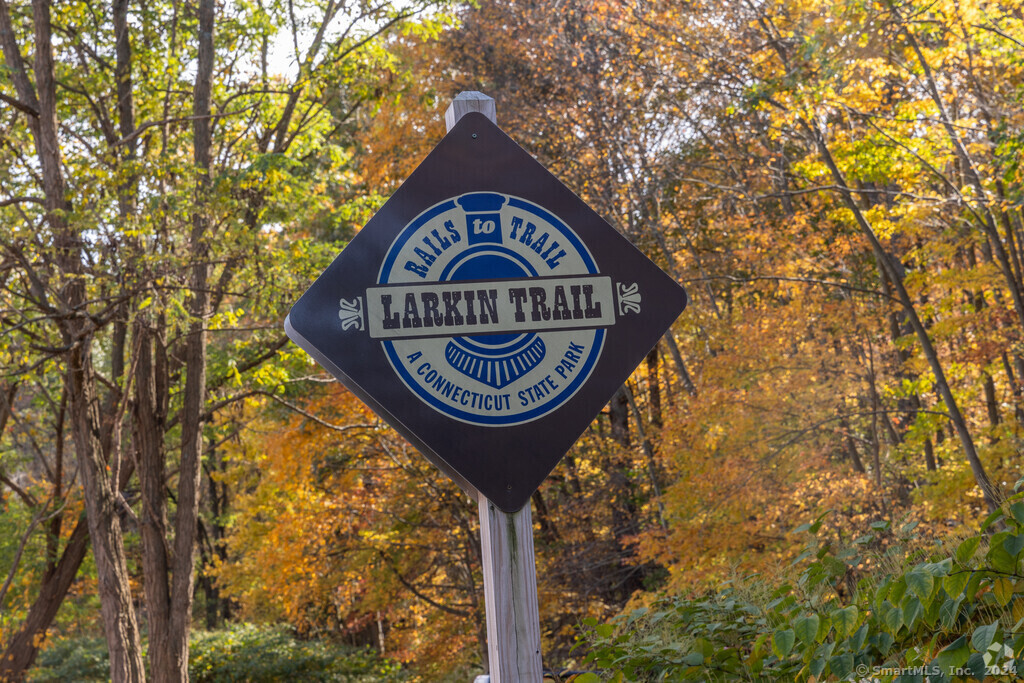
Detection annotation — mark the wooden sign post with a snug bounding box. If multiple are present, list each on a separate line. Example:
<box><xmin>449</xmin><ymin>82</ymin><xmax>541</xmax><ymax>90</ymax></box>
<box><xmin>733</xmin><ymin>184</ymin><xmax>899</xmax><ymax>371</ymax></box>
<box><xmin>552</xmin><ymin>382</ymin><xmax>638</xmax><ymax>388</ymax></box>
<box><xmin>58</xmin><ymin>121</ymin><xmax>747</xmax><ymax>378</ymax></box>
<box><xmin>477</xmin><ymin>497</ymin><xmax>542</xmax><ymax>681</ymax></box>
<box><xmin>285</xmin><ymin>89</ymin><xmax>686</xmax><ymax>683</ymax></box>
<box><xmin>451</xmin><ymin>88</ymin><xmax>544</xmax><ymax>683</ymax></box>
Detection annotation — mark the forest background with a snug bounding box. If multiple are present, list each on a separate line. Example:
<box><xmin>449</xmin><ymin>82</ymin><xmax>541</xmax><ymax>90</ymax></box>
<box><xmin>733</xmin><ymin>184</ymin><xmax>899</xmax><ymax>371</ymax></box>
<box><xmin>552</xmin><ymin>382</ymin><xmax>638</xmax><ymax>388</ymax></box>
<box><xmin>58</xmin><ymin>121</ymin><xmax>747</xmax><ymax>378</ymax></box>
<box><xmin>1</xmin><ymin>0</ymin><xmax>1023</xmax><ymax>680</ymax></box>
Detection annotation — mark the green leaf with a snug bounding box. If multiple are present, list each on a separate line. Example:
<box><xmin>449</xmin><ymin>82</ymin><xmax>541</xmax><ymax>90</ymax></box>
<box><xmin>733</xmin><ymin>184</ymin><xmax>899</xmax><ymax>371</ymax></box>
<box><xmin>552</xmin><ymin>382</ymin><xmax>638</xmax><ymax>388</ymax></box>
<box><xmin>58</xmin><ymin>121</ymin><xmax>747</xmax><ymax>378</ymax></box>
<box><xmin>572</xmin><ymin>674</ymin><xmax>602</xmax><ymax>683</ymax></box>
<box><xmin>1010</xmin><ymin>501</ymin><xmax>1024</xmax><ymax>526</ymax></box>
<box><xmin>964</xmin><ymin>571</ymin><xmax>985</xmax><ymax>600</ymax></box>
<box><xmin>694</xmin><ymin>637</ymin><xmax>714</xmax><ymax>659</ymax></box>
<box><xmin>902</xmin><ymin>596</ymin><xmax>923</xmax><ymax>630</ymax></box>
<box><xmin>988</xmin><ymin>543</ymin><xmax>1018</xmax><ymax>574</ymax></box>
<box><xmin>831</xmin><ymin>605</ymin><xmax>858</xmax><ymax>639</ymax></box>
<box><xmin>849</xmin><ymin>623</ymin><xmax>869</xmax><ymax>651</ymax></box>
<box><xmin>681</xmin><ymin>652</ymin><xmax>703</xmax><ymax>666</ymax></box>
<box><xmin>773</xmin><ymin>629</ymin><xmax>795</xmax><ymax>658</ymax></box>
<box><xmin>955</xmin><ymin>537</ymin><xmax>981</xmax><ymax>566</ymax></box>
<box><xmin>1004</xmin><ymin>533</ymin><xmax>1024</xmax><ymax>558</ymax></box>
<box><xmin>982</xmin><ymin>509</ymin><xmax>1006</xmax><ymax>531</ymax></box>
<box><xmin>808</xmin><ymin>510</ymin><xmax>831</xmax><ymax>534</ymax></box>
<box><xmin>752</xmin><ymin>632</ymin><xmax>769</xmax><ymax>658</ymax></box>
<box><xmin>873</xmin><ymin>631</ymin><xmax>894</xmax><ymax>655</ymax></box>
<box><xmin>815</xmin><ymin>613</ymin><xmax>830</xmax><ymax>642</ymax></box>
<box><xmin>992</xmin><ymin>577</ymin><xmax>1015</xmax><ymax>606</ymax></box>
<box><xmin>793</xmin><ymin>614</ymin><xmax>820</xmax><ymax>647</ymax></box>
<box><xmin>963</xmin><ymin>652</ymin><xmax>988</xmax><ymax>681</ymax></box>
<box><xmin>874</xmin><ymin>577</ymin><xmax>892</xmax><ymax>611</ymax></box>
<box><xmin>939</xmin><ymin>596</ymin><xmax>962</xmax><ymax>630</ymax></box>
<box><xmin>943</xmin><ymin>571</ymin><xmax>968</xmax><ymax>598</ymax></box>
<box><xmin>888</xmin><ymin>576</ymin><xmax>908</xmax><ymax>604</ymax></box>
<box><xmin>932</xmin><ymin>634</ymin><xmax>969</xmax><ymax>672</ymax></box>
<box><xmin>881</xmin><ymin>601</ymin><xmax>903</xmax><ymax>634</ymax></box>
<box><xmin>809</xmin><ymin>650</ymin><xmax>828</xmax><ymax>678</ymax></box>
<box><xmin>971</xmin><ymin>621</ymin><xmax>998</xmax><ymax>653</ymax></box>
<box><xmin>906</xmin><ymin>569</ymin><xmax>934</xmax><ymax>602</ymax></box>
<box><xmin>923</xmin><ymin>590</ymin><xmax>944</xmax><ymax>628</ymax></box>
<box><xmin>594</xmin><ymin>623</ymin><xmax>614</xmax><ymax>638</ymax></box>
<box><xmin>829</xmin><ymin>652</ymin><xmax>854</xmax><ymax>680</ymax></box>
<box><xmin>895</xmin><ymin>673</ymin><xmax>924</xmax><ymax>683</ymax></box>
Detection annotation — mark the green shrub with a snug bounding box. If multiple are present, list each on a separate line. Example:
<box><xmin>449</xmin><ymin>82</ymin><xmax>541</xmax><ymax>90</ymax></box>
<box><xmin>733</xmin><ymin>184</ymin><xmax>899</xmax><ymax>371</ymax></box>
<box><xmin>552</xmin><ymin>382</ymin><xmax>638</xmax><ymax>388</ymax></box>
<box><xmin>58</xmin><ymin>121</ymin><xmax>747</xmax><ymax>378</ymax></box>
<box><xmin>29</xmin><ymin>636</ymin><xmax>111</xmax><ymax>682</ymax></box>
<box><xmin>30</xmin><ymin>624</ymin><xmax>403</xmax><ymax>683</ymax></box>
<box><xmin>577</xmin><ymin>480</ymin><xmax>1024</xmax><ymax>682</ymax></box>
<box><xmin>189</xmin><ymin>624</ymin><xmax>403</xmax><ymax>682</ymax></box>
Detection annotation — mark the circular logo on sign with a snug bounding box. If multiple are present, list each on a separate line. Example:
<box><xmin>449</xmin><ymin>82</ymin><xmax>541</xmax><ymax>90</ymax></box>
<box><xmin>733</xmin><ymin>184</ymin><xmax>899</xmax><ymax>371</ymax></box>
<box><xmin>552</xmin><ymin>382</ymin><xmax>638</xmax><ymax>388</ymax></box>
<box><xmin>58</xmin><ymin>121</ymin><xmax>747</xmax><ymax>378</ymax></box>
<box><xmin>370</xmin><ymin>193</ymin><xmax>607</xmax><ymax>426</ymax></box>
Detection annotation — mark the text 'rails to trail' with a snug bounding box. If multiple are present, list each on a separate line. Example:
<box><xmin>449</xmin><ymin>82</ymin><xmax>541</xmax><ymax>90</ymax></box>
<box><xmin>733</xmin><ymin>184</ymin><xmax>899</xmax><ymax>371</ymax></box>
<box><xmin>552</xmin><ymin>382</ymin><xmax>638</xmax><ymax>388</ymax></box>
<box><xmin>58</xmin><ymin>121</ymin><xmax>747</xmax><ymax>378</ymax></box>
<box><xmin>401</xmin><ymin>208</ymin><xmax>571</xmax><ymax>278</ymax></box>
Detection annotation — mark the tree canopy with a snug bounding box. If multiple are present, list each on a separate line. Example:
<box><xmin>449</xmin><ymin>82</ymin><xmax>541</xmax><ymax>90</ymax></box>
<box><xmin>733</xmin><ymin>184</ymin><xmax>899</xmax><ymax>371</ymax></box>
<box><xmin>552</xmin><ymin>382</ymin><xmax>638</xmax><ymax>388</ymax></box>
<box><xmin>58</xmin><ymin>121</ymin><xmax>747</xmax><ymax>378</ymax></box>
<box><xmin>1</xmin><ymin>0</ymin><xmax>1023</xmax><ymax>680</ymax></box>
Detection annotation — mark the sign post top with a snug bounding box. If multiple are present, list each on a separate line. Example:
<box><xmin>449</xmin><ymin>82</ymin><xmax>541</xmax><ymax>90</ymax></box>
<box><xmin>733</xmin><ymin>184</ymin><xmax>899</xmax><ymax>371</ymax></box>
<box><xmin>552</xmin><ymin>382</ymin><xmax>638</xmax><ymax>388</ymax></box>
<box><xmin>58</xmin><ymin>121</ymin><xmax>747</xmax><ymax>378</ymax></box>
<box><xmin>286</xmin><ymin>104</ymin><xmax>687</xmax><ymax>512</ymax></box>
<box><xmin>445</xmin><ymin>91</ymin><xmax>496</xmax><ymax>130</ymax></box>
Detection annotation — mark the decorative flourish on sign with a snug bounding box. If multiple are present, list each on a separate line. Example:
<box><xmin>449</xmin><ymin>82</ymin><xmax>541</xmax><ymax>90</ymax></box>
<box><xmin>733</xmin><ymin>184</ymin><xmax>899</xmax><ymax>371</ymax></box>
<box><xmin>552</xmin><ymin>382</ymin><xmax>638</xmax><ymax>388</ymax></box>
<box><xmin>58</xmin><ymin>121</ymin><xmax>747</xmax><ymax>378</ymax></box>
<box><xmin>338</xmin><ymin>298</ymin><xmax>364</xmax><ymax>331</ymax></box>
<box><xmin>618</xmin><ymin>282</ymin><xmax>641</xmax><ymax>315</ymax></box>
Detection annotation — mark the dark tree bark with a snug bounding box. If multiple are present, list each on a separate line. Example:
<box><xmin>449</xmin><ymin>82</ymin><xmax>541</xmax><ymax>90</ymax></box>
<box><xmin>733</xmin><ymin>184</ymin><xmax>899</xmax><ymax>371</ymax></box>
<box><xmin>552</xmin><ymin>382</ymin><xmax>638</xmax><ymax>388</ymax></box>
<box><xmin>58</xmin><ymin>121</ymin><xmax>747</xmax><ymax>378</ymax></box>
<box><xmin>135</xmin><ymin>318</ymin><xmax>173</xmax><ymax>677</ymax></box>
<box><xmin>608</xmin><ymin>386</ymin><xmax>630</xmax><ymax>448</ymax></box>
<box><xmin>811</xmin><ymin>124</ymin><xmax>1001</xmax><ymax>515</ymax></box>
<box><xmin>0</xmin><ymin>462</ymin><xmax>135</xmax><ymax>680</ymax></box>
<box><xmin>0</xmin><ymin>1</ymin><xmax>146</xmax><ymax>679</ymax></box>
<box><xmin>142</xmin><ymin>1</ymin><xmax>217</xmax><ymax>678</ymax></box>
<box><xmin>646</xmin><ymin>347</ymin><xmax>662</xmax><ymax>428</ymax></box>
<box><xmin>983</xmin><ymin>372</ymin><xmax>1000</xmax><ymax>434</ymax></box>
<box><xmin>0</xmin><ymin>519</ymin><xmax>89</xmax><ymax>679</ymax></box>
<box><xmin>924</xmin><ymin>438</ymin><xmax>937</xmax><ymax>472</ymax></box>
<box><xmin>838</xmin><ymin>417</ymin><xmax>866</xmax><ymax>474</ymax></box>
<box><xmin>662</xmin><ymin>332</ymin><xmax>697</xmax><ymax>397</ymax></box>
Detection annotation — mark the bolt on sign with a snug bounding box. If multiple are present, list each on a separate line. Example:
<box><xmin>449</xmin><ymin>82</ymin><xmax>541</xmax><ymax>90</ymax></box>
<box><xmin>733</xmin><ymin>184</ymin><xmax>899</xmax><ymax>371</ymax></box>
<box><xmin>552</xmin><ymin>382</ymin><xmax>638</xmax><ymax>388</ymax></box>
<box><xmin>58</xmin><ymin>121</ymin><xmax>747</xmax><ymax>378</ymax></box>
<box><xmin>286</xmin><ymin>112</ymin><xmax>687</xmax><ymax>512</ymax></box>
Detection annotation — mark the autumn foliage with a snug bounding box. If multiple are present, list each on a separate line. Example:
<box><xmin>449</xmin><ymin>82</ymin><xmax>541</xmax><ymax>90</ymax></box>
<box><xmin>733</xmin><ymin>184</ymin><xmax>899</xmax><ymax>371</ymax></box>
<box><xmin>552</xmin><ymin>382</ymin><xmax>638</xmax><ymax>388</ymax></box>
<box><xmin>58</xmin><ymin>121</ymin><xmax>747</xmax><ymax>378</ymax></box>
<box><xmin>2</xmin><ymin>0</ymin><xmax>1024</xmax><ymax>679</ymax></box>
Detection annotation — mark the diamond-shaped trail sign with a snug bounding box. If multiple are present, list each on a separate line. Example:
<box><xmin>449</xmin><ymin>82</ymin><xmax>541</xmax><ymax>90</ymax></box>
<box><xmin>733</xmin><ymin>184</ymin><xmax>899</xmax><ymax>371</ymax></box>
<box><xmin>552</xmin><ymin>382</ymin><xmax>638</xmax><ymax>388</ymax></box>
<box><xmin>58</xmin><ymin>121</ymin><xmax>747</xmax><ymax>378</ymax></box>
<box><xmin>285</xmin><ymin>112</ymin><xmax>687</xmax><ymax>512</ymax></box>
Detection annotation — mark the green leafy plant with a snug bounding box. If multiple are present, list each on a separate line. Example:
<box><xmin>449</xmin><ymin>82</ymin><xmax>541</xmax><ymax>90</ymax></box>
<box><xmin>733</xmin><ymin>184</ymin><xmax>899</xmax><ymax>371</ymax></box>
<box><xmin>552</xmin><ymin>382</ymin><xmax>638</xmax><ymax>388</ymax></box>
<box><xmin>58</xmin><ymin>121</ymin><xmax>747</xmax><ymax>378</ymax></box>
<box><xmin>188</xmin><ymin>623</ymin><xmax>404</xmax><ymax>682</ymax></box>
<box><xmin>28</xmin><ymin>636</ymin><xmax>112</xmax><ymax>682</ymax></box>
<box><xmin>29</xmin><ymin>624</ymin><xmax>404</xmax><ymax>683</ymax></box>
<box><xmin>577</xmin><ymin>481</ymin><xmax>1024</xmax><ymax>681</ymax></box>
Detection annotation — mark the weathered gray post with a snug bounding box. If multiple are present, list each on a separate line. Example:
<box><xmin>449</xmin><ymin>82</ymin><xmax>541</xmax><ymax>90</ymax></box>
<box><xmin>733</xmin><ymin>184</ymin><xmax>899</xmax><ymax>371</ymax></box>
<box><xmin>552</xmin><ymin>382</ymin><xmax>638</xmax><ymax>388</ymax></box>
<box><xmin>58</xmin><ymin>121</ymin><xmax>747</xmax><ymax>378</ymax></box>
<box><xmin>446</xmin><ymin>91</ymin><xmax>544</xmax><ymax>683</ymax></box>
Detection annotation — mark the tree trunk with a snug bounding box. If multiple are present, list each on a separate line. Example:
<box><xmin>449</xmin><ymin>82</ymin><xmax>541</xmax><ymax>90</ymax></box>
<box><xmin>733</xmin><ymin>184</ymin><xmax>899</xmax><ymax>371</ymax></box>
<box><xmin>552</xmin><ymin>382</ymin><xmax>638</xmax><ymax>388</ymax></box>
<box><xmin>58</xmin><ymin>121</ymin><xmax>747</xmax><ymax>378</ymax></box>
<box><xmin>924</xmin><ymin>438</ymin><xmax>937</xmax><ymax>472</ymax></box>
<box><xmin>811</xmin><ymin>123</ymin><xmax>1001</xmax><ymax>515</ymax></box>
<box><xmin>0</xmin><ymin>462</ymin><xmax>136</xmax><ymax>680</ymax></box>
<box><xmin>662</xmin><ymin>331</ymin><xmax>697</xmax><ymax>397</ymax></box>
<box><xmin>68</xmin><ymin>349</ymin><xmax>146</xmax><ymax>682</ymax></box>
<box><xmin>6</xmin><ymin>1</ymin><xmax>146</xmax><ymax>679</ymax></box>
<box><xmin>838</xmin><ymin>417</ymin><xmax>866</xmax><ymax>474</ymax></box>
<box><xmin>983</xmin><ymin>372</ymin><xmax>1000</xmax><ymax>435</ymax></box>
<box><xmin>0</xmin><ymin>383</ymin><xmax>17</xmax><ymax>440</ymax></box>
<box><xmin>1000</xmin><ymin>352</ymin><xmax>1024</xmax><ymax>426</ymax></box>
<box><xmin>646</xmin><ymin>347</ymin><xmax>662</xmax><ymax>428</ymax></box>
<box><xmin>903</xmin><ymin>28</ymin><xmax>1024</xmax><ymax>336</ymax></box>
<box><xmin>623</xmin><ymin>383</ymin><xmax>666</xmax><ymax>529</ymax></box>
<box><xmin>145</xmin><ymin>2</ymin><xmax>217</xmax><ymax>679</ymax></box>
<box><xmin>135</xmin><ymin>319</ymin><xmax>174</xmax><ymax>678</ymax></box>
<box><xmin>608</xmin><ymin>385</ymin><xmax>630</xmax><ymax>448</ymax></box>
<box><xmin>0</xmin><ymin>519</ymin><xmax>88</xmax><ymax>679</ymax></box>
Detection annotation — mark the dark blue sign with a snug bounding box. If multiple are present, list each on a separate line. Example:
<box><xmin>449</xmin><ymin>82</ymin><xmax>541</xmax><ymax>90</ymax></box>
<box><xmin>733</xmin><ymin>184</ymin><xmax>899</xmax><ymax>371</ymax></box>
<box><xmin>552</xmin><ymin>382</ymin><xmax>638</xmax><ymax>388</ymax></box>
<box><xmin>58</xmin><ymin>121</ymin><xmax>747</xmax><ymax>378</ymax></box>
<box><xmin>286</xmin><ymin>113</ymin><xmax>687</xmax><ymax>511</ymax></box>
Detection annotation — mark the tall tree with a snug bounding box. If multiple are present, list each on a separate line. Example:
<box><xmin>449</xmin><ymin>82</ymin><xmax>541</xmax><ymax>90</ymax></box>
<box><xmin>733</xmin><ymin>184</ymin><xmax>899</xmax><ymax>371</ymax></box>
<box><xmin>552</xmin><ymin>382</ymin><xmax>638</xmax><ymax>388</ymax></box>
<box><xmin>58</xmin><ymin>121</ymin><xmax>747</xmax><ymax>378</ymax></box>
<box><xmin>0</xmin><ymin>0</ymin><xmax>456</xmax><ymax>679</ymax></box>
